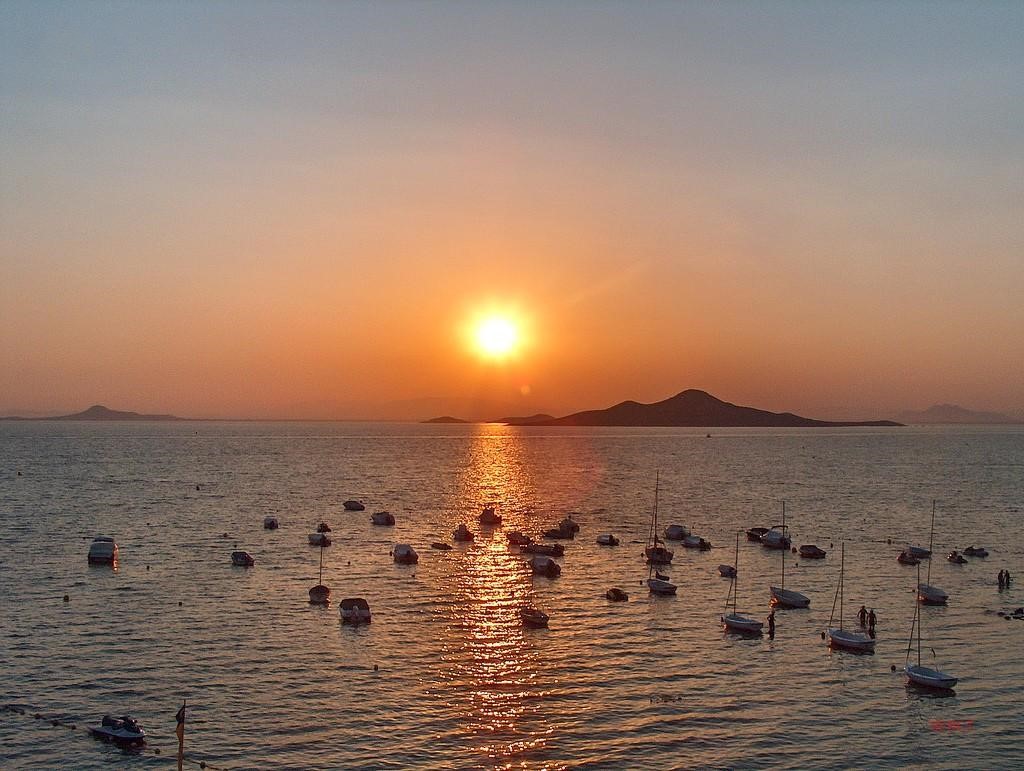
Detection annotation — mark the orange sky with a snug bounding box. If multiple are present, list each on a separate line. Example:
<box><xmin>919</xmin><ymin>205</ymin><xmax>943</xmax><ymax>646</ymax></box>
<box><xmin>2</xmin><ymin>3</ymin><xmax>1022</xmax><ymax>420</ymax></box>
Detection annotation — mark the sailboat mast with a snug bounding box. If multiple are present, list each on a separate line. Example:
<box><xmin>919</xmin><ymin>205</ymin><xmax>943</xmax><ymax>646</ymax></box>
<box><xmin>318</xmin><ymin>543</ymin><xmax>324</xmax><ymax>584</ymax></box>
<box><xmin>781</xmin><ymin>500</ymin><xmax>786</xmax><ymax>591</ymax></box>
<box><xmin>839</xmin><ymin>543</ymin><xmax>845</xmax><ymax>630</ymax></box>
<box><xmin>926</xmin><ymin>500</ymin><xmax>936</xmax><ymax>584</ymax></box>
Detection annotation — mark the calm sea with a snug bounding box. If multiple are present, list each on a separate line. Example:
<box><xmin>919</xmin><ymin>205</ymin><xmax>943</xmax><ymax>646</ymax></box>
<box><xmin>1</xmin><ymin>421</ymin><xmax>1022</xmax><ymax>769</ymax></box>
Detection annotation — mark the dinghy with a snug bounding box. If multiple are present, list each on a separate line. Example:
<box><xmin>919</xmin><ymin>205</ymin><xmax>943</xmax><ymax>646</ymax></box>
<box><xmin>905</xmin><ymin>563</ymin><xmax>957</xmax><ymax>690</ymax></box>
<box><xmin>340</xmin><ymin>597</ymin><xmax>372</xmax><ymax>623</ymax></box>
<box><xmin>90</xmin><ymin>715</ymin><xmax>145</xmax><ymax>746</ymax></box>
<box><xmin>825</xmin><ymin>544</ymin><xmax>875</xmax><ymax>653</ymax></box>
<box><xmin>596</xmin><ymin>533</ymin><xmax>619</xmax><ymax>546</ymax></box>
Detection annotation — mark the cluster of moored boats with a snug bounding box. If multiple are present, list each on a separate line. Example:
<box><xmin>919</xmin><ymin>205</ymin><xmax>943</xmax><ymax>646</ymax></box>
<box><xmin>85</xmin><ymin>490</ymin><xmax>1005</xmax><ymax>697</ymax></box>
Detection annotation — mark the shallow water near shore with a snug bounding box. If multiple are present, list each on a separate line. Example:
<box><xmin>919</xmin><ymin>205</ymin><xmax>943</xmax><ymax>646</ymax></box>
<box><xmin>1</xmin><ymin>421</ymin><xmax>1022</xmax><ymax>769</ymax></box>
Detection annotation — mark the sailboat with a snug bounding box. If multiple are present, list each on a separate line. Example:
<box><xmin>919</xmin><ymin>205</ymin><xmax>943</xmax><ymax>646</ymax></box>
<box><xmin>904</xmin><ymin>563</ymin><xmax>958</xmax><ymax>690</ymax></box>
<box><xmin>825</xmin><ymin>543</ymin><xmax>875</xmax><ymax>652</ymax></box>
<box><xmin>722</xmin><ymin>531</ymin><xmax>763</xmax><ymax>634</ymax></box>
<box><xmin>308</xmin><ymin>541</ymin><xmax>330</xmax><ymax>605</ymax></box>
<box><xmin>917</xmin><ymin>500</ymin><xmax>949</xmax><ymax>605</ymax></box>
<box><xmin>769</xmin><ymin>501</ymin><xmax>810</xmax><ymax>608</ymax></box>
<box><xmin>645</xmin><ymin>474</ymin><xmax>676</xmax><ymax>595</ymax></box>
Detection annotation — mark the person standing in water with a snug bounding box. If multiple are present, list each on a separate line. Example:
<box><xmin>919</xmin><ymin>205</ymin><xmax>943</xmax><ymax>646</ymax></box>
<box><xmin>868</xmin><ymin>608</ymin><xmax>877</xmax><ymax>638</ymax></box>
<box><xmin>858</xmin><ymin>605</ymin><xmax>868</xmax><ymax>626</ymax></box>
<box><xmin>767</xmin><ymin>610</ymin><xmax>776</xmax><ymax>639</ymax></box>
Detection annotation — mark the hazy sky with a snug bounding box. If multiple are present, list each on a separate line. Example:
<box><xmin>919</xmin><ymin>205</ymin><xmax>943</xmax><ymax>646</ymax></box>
<box><xmin>2</xmin><ymin>1</ymin><xmax>1022</xmax><ymax>419</ymax></box>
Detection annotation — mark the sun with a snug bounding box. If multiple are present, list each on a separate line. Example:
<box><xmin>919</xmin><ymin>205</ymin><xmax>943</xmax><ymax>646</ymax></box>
<box><xmin>475</xmin><ymin>316</ymin><xmax>519</xmax><ymax>358</ymax></box>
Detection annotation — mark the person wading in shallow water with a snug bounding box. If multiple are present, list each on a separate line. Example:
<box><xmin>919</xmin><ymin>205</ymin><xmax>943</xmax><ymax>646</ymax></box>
<box><xmin>858</xmin><ymin>605</ymin><xmax>868</xmax><ymax>626</ymax></box>
<box><xmin>767</xmin><ymin>610</ymin><xmax>776</xmax><ymax>639</ymax></box>
<box><xmin>868</xmin><ymin>608</ymin><xmax>877</xmax><ymax>638</ymax></box>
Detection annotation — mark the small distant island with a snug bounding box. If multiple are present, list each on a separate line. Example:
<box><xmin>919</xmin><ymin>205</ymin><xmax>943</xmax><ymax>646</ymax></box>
<box><xmin>893</xmin><ymin>404</ymin><xmax>1022</xmax><ymax>425</ymax></box>
<box><xmin>422</xmin><ymin>415</ymin><xmax>470</xmax><ymax>424</ymax></box>
<box><xmin>432</xmin><ymin>389</ymin><xmax>901</xmax><ymax>428</ymax></box>
<box><xmin>1</xmin><ymin>405</ymin><xmax>185</xmax><ymax>421</ymax></box>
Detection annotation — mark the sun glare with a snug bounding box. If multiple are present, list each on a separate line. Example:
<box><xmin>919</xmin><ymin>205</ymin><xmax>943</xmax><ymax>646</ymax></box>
<box><xmin>475</xmin><ymin>317</ymin><xmax>519</xmax><ymax>358</ymax></box>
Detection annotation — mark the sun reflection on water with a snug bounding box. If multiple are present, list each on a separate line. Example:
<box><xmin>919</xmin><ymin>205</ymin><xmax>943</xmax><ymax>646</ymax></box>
<box><xmin>436</xmin><ymin>424</ymin><xmax>557</xmax><ymax>764</ymax></box>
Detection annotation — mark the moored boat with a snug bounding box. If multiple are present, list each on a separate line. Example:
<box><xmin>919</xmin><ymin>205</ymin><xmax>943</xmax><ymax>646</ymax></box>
<box><xmin>898</xmin><ymin>550</ymin><xmax>920</xmax><ymax>565</ymax></box>
<box><xmin>718</xmin><ymin>564</ymin><xmax>736</xmax><ymax>578</ymax></box>
<box><xmin>904</xmin><ymin>563</ymin><xmax>957</xmax><ymax>690</ymax></box>
<box><xmin>393</xmin><ymin>544</ymin><xmax>419</xmax><ymax>564</ymax></box>
<box><xmin>596</xmin><ymin>533</ymin><xmax>619</xmax><ymax>546</ymax></box>
<box><xmin>263</xmin><ymin>517</ymin><xmax>279</xmax><ymax>530</ymax></box>
<box><xmin>521</xmin><ymin>543</ymin><xmax>564</xmax><ymax>557</ymax></box>
<box><xmin>371</xmin><ymin>511</ymin><xmax>395</xmax><ymax>526</ymax></box>
<box><xmin>343</xmin><ymin>500</ymin><xmax>365</xmax><ymax>511</ymax></box>
<box><xmin>453</xmin><ymin>524</ymin><xmax>474</xmax><ymax>542</ymax></box>
<box><xmin>308</xmin><ymin>533</ymin><xmax>331</xmax><ymax>547</ymax></box>
<box><xmin>825</xmin><ymin>544</ymin><xmax>875</xmax><ymax>653</ymax></box>
<box><xmin>521</xmin><ymin>607</ymin><xmax>549</xmax><ymax>627</ymax></box>
<box><xmin>479</xmin><ymin>506</ymin><xmax>502</xmax><ymax>526</ymax></box>
<box><xmin>722</xmin><ymin>532</ymin><xmax>763</xmax><ymax>635</ymax></box>
<box><xmin>799</xmin><ymin>544</ymin><xmax>826</xmax><ymax>559</ymax></box>
<box><xmin>682</xmin><ymin>534</ymin><xmax>711</xmax><ymax>550</ymax></box>
<box><xmin>664</xmin><ymin>524</ymin><xmax>689</xmax><ymax>541</ymax></box>
<box><xmin>339</xmin><ymin>597</ymin><xmax>372</xmax><ymax>623</ymax></box>
<box><xmin>231</xmin><ymin>550</ymin><xmax>255</xmax><ymax>567</ymax></box>
<box><xmin>606</xmin><ymin>587</ymin><xmax>629</xmax><ymax>602</ymax></box>
<box><xmin>89</xmin><ymin>715</ymin><xmax>145</xmax><ymax>746</ymax></box>
<box><xmin>963</xmin><ymin>545</ymin><xmax>988</xmax><ymax>557</ymax></box>
<box><xmin>917</xmin><ymin>501</ymin><xmax>949</xmax><ymax>605</ymax></box>
<box><xmin>746</xmin><ymin>526</ymin><xmax>769</xmax><ymax>542</ymax></box>
<box><xmin>761</xmin><ymin>525</ymin><xmax>791</xmax><ymax>550</ymax></box>
<box><xmin>87</xmin><ymin>536</ymin><xmax>118</xmax><ymax>565</ymax></box>
<box><xmin>947</xmin><ymin>551</ymin><xmax>967</xmax><ymax>564</ymax></box>
<box><xmin>769</xmin><ymin>502</ymin><xmax>810</xmax><ymax>608</ymax></box>
<box><xmin>316</xmin><ymin>522</ymin><xmax>331</xmax><ymax>533</ymax></box>
<box><xmin>529</xmin><ymin>555</ymin><xmax>561</xmax><ymax>578</ymax></box>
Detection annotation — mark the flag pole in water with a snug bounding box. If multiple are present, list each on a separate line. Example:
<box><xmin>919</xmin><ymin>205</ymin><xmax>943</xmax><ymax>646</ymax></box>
<box><xmin>176</xmin><ymin>699</ymin><xmax>186</xmax><ymax>770</ymax></box>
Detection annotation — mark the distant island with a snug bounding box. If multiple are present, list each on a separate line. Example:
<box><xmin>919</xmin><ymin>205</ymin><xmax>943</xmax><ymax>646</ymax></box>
<box><xmin>422</xmin><ymin>415</ymin><xmax>470</xmax><ymax>424</ymax></box>
<box><xmin>1</xmin><ymin>405</ymin><xmax>185</xmax><ymax>421</ymax></box>
<box><xmin>492</xmin><ymin>413</ymin><xmax>555</xmax><ymax>425</ymax></box>
<box><xmin>893</xmin><ymin>404</ymin><xmax>1022</xmax><ymax>425</ymax></box>
<box><xmin>432</xmin><ymin>389</ymin><xmax>901</xmax><ymax>427</ymax></box>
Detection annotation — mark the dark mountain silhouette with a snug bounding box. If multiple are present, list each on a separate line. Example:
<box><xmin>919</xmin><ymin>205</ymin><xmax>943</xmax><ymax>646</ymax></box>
<box><xmin>893</xmin><ymin>404</ymin><xmax>1022</xmax><ymax>425</ymax></box>
<box><xmin>534</xmin><ymin>389</ymin><xmax>900</xmax><ymax>427</ymax></box>
<box><xmin>492</xmin><ymin>414</ymin><xmax>556</xmax><ymax>425</ymax></box>
<box><xmin>43</xmin><ymin>405</ymin><xmax>184</xmax><ymax>421</ymax></box>
<box><xmin>422</xmin><ymin>415</ymin><xmax>470</xmax><ymax>424</ymax></box>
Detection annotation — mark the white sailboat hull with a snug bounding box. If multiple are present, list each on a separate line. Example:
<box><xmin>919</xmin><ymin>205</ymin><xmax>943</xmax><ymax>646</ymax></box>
<box><xmin>722</xmin><ymin>613</ymin><xmax>763</xmax><ymax>634</ymax></box>
<box><xmin>917</xmin><ymin>583</ymin><xmax>948</xmax><ymax>605</ymax></box>
<box><xmin>905</xmin><ymin>664</ymin><xmax>957</xmax><ymax>690</ymax></box>
<box><xmin>827</xmin><ymin>627</ymin><xmax>875</xmax><ymax>652</ymax></box>
<box><xmin>770</xmin><ymin>586</ymin><xmax>810</xmax><ymax>608</ymax></box>
<box><xmin>647</xmin><ymin>578</ymin><xmax>676</xmax><ymax>595</ymax></box>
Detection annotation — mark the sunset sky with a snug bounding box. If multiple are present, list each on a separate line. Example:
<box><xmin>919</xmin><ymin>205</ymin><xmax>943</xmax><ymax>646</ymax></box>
<box><xmin>2</xmin><ymin>2</ymin><xmax>1022</xmax><ymax>420</ymax></box>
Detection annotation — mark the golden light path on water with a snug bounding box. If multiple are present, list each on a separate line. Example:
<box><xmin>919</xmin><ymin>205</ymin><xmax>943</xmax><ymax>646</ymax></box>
<box><xmin>439</xmin><ymin>427</ymin><xmax>554</xmax><ymax>766</ymax></box>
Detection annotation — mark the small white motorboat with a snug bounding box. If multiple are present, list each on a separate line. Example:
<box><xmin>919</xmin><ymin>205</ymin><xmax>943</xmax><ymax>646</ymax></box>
<box><xmin>87</xmin><ymin>536</ymin><xmax>118</xmax><ymax>564</ymax></box>
<box><xmin>393</xmin><ymin>544</ymin><xmax>419</xmax><ymax>564</ymax></box>
<box><xmin>371</xmin><ymin>511</ymin><xmax>395</xmax><ymax>526</ymax></box>
<box><xmin>606</xmin><ymin>587</ymin><xmax>629</xmax><ymax>602</ymax></box>
<box><xmin>339</xmin><ymin>597</ymin><xmax>372</xmax><ymax>623</ymax></box>
<box><xmin>308</xmin><ymin>533</ymin><xmax>331</xmax><ymax>547</ymax></box>
<box><xmin>897</xmin><ymin>550</ymin><xmax>920</xmax><ymax>565</ymax></box>
<box><xmin>343</xmin><ymin>500</ymin><xmax>365</xmax><ymax>511</ymax></box>
<box><xmin>559</xmin><ymin>515</ymin><xmax>580</xmax><ymax>535</ymax></box>
<box><xmin>529</xmin><ymin>555</ymin><xmax>561</xmax><ymax>578</ymax></box>
<box><xmin>231</xmin><ymin>550</ymin><xmax>255</xmax><ymax>567</ymax></box>
<box><xmin>664</xmin><ymin>524</ymin><xmax>689</xmax><ymax>541</ymax></box>
<box><xmin>479</xmin><ymin>506</ymin><xmax>502</xmax><ymax>526</ymax></box>
<box><xmin>263</xmin><ymin>517</ymin><xmax>279</xmax><ymax>530</ymax></box>
<box><xmin>89</xmin><ymin>715</ymin><xmax>145</xmax><ymax>746</ymax></box>
<box><xmin>596</xmin><ymin>533</ymin><xmax>619</xmax><ymax>546</ymax></box>
<box><xmin>963</xmin><ymin>545</ymin><xmax>988</xmax><ymax>557</ymax></box>
<box><xmin>682</xmin><ymin>535</ymin><xmax>711</xmax><ymax>550</ymax></box>
<box><xmin>453</xmin><ymin>524</ymin><xmax>474</xmax><ymax>542</ymax></box>
<box><xmin>718</xmin><ymin>564</ymin><xmax>736</xmax><ymax>578</ymax></box>
<box><xmin>521</xmin><ymin>607</ymin><xmax>549</xmax><ymax>627</ymax></box>
<box><xmin>761</xmin><ymin>526</ymin><xmax>791</xmax><ymax>550</ymax></box>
